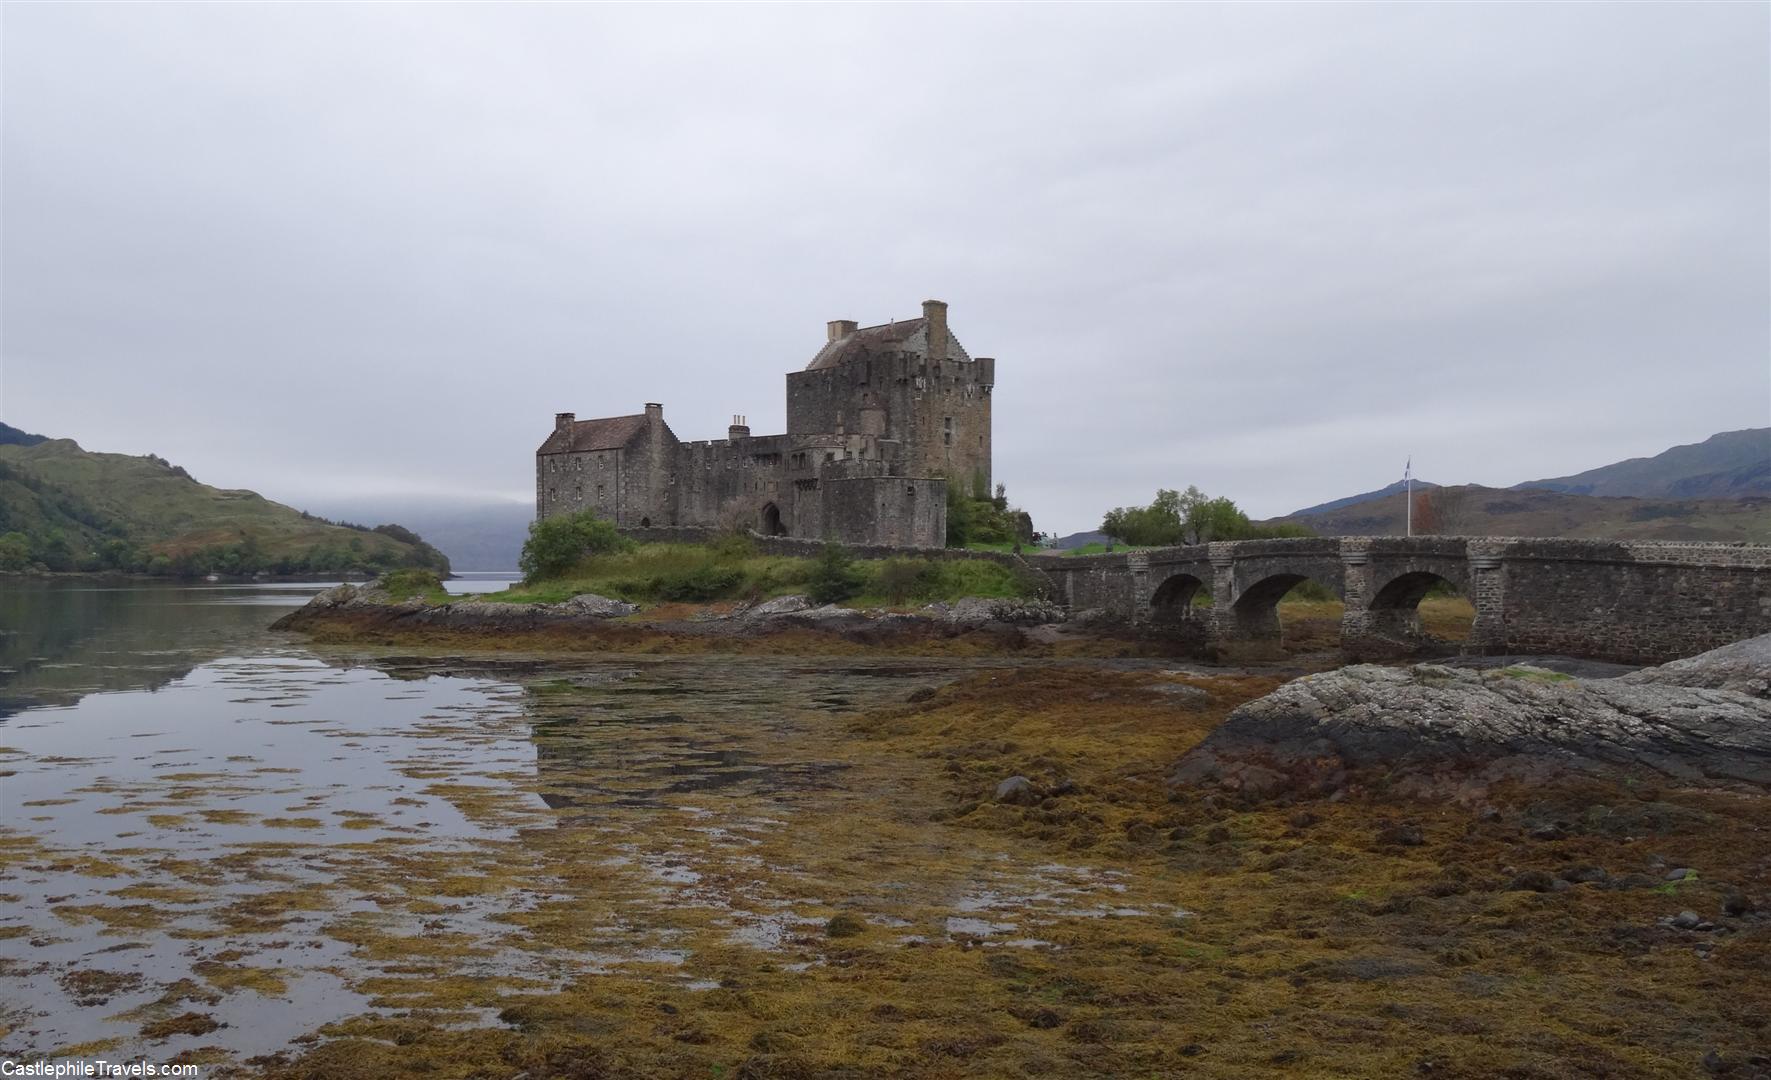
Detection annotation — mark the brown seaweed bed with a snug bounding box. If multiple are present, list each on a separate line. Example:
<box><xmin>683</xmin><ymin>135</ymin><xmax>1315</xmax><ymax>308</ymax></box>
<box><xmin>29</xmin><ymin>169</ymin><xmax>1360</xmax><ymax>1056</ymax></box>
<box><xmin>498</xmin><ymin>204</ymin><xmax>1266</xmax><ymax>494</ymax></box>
<box><xmin>2</xmin><ymin>646</ymin><xmax>1767</xmax><ymax>1078</ymax></box>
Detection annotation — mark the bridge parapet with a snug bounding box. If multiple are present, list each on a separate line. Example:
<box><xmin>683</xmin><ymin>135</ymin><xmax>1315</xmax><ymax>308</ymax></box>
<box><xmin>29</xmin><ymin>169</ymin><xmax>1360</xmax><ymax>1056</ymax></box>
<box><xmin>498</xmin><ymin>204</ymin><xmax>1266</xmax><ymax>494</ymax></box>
<box><xmin>1037</xmin><ymin>535</ymin><xmax>1771</xmax><ymax>664</ymax></box>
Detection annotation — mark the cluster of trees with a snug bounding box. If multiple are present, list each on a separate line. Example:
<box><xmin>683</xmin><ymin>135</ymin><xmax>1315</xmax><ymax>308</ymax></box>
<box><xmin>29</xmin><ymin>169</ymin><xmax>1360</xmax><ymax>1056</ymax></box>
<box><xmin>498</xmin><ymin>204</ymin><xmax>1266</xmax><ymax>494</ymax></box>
<box><xmin>1100</xmin><ymin>486</ymin><xmax>1313</xmax><ymax>547</ymax></box>
<box><xmin>947</xmin><ymin>478</ymin><xmax>1035</xmax><ymax>548</ymax></box>
<box><xmin>0</xmin><ymin>526</ymin><xmax>449</xmax><ymax>578</ymax></box>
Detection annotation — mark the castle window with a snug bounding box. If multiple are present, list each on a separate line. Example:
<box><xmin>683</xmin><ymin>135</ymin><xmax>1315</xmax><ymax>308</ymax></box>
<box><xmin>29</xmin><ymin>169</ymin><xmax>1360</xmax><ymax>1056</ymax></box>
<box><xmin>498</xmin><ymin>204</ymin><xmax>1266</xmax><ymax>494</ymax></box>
<box><xmin>943</xmin><ymin>417</ymin><xmax>953</xmax><ymax>446</ymax></box>
<box><xmin>825</xmin><ymin>452</ymin><xmax>835</xmax><ymax>463</ymax></box>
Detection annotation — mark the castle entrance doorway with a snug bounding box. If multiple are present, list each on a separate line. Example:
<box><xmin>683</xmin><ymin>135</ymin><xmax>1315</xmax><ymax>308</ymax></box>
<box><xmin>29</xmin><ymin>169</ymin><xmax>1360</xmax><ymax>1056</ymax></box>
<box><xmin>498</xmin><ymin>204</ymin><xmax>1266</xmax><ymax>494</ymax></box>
<box><xmin>759</xmin><ymin>503</ymin><xmax>785</xmax><ymax>536</ymax></box>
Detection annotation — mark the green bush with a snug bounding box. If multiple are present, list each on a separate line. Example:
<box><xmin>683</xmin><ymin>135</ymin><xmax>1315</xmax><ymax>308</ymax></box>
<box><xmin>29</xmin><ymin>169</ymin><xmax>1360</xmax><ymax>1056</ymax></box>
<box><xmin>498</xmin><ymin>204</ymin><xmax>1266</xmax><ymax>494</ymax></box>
<box><xmin>520</xmin><ymin>510</ymin><xmax>631</xmax><ymax>582</ymax></box>
<box><xmin>808</xmin><ymin>543</ymin><xmax>866</xmax><ymax>605</ymax></box>
<box><xmin>379</xmin><ymin>568</ymin><xmax>446</xmax><ymax>600</ymax></box>
<box><xmin>654</xmin><ymin>565</ymin><xmax>744</xmax><ymax>601</ymax></box>
<box><xmin>0</xmin><ymin>531</ymin><xmax>30</xmax><ymax>571</ymax></box>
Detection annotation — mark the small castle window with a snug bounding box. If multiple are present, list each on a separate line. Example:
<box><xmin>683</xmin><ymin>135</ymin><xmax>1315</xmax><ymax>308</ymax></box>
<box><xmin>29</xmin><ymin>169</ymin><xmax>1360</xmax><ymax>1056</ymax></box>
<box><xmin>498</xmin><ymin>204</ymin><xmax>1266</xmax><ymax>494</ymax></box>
<box><xmin>906</xmin><ymin>485</ymin><xmax>916</xmax><ymax>497</ymax></box>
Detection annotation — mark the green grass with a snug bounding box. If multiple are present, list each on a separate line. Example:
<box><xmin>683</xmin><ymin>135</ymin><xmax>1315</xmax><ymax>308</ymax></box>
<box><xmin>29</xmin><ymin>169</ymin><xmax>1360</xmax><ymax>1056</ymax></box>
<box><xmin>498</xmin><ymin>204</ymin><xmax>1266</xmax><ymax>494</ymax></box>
<box><xmin>1059</xmin><ymin>542</ymin><xmax>1157</xmax><ymax>557</ymax></box>
<box><xmin>377</xmin><ymin>569</ymin><xmax>450</xmax><ymax>603</ymax></box>
<box><xmin>482</xmin><ymin>543</ymin><xmax>1038</xmax><ymax>609</ymax></box>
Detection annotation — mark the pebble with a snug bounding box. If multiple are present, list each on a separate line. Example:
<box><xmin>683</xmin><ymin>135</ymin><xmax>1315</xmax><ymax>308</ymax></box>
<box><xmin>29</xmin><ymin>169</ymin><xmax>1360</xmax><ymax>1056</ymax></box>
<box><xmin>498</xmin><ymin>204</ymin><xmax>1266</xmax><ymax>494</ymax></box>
<box><xmin>1666</xmin><ymin>867</ymin><xmax>1696</xmax><ymax>881</ymax></box>
<box><xmin>1671</xmin><ymin>910</ymin><xmax>1702</xmax><ymax>930</ymax></box>
<box><xmin>994</xmin><ymin>776</ymin><xmax>1039</xmax><ymax>806</ymax></box>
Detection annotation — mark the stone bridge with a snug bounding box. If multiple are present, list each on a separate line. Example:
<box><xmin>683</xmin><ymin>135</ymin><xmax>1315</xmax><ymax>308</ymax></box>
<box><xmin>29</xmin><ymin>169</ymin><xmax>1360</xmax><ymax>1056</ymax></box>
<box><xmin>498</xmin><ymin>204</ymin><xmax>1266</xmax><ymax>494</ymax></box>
<box><xmin>1027</xmin><ymin>536</ymin><xmax>1771</xmax><ymax>665</ymax></box>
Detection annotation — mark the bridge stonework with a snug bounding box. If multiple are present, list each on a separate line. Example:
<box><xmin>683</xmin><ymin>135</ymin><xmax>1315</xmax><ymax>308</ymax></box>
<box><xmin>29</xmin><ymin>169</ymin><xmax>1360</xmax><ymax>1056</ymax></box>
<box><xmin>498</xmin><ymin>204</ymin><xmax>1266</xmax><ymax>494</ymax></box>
<box><xmin>1028</xmin><ymin>537</ymin><xmax>1771</xmax><ymax>665</ymax></box>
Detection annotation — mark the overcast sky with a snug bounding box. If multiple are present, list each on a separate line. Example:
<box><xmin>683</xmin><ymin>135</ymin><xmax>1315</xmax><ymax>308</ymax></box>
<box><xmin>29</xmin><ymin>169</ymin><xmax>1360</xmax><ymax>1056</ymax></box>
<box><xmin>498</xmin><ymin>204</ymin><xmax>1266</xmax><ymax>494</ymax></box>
<box><xmin>3</xmin><ymin>3</ymin><xmax>1766</xmax><ymax>532</ymax></box>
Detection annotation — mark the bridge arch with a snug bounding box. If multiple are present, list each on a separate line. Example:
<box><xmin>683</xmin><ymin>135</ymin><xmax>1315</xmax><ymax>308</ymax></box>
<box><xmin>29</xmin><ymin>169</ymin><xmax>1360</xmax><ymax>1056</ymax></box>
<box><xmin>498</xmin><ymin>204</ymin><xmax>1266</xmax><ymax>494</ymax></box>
<box><xmin>1149</xmin><ymin>572</ymin><xmax>1207</xmax><ymax>622</ymax></box>
<box><xmin>1225</xmin><ymin>571</ymin><xmax>1342</xmax><ymax>648</ymax></box>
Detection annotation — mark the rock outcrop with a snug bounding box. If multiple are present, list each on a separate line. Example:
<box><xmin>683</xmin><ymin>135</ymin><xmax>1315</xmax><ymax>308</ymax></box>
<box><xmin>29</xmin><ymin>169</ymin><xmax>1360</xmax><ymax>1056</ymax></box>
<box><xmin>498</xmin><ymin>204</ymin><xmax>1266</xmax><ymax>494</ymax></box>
<box><xmin>1170</xmin><ymin>635</ymin><xmax>1771</xmax><ymax>800</ymax></box>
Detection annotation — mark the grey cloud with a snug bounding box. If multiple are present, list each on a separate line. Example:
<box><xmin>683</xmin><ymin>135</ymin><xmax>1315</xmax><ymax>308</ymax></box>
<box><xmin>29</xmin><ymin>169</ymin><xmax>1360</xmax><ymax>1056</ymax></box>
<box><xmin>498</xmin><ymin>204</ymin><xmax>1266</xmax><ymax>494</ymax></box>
<box><xmin>3</xmin><ymin>3</ymin><xmax>1765</xmax><ymax>530</ymax></box>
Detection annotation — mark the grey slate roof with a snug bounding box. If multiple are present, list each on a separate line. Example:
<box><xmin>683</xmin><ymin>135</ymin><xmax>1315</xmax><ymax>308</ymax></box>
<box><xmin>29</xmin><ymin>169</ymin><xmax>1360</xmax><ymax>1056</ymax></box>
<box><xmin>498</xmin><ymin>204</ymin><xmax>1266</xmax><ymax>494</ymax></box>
<box><xmin>805</xmin><ymin>318</ymin><xmax>971</xmax><ymax>371</ymax></box>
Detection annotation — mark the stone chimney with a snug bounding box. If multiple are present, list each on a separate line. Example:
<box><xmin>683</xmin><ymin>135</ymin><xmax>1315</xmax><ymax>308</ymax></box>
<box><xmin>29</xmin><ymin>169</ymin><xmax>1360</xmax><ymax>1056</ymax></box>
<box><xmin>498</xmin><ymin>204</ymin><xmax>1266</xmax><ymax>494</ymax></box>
<box><xmin>922</xmin><ymin>299</ymin><xmax>948</xmax><ymax>361</ymax></box>
<box><xmin>555</xmin><ymin>412</ymin><xmax>575</xmax><ymax>433</ymax></box>
<box><xmin>827</xmin><ymin>319</ymin><xmax>857</xmax><ymax>342</ymax></box>
<box><xmin>728</xmin><ymin>414</ymin><xmax>750</xmax><ymax>440</ymax></box>
<box><xmin>644</xmin><ymin>403</ymin><xmax>663</xmax><ymax>422</ymax></box>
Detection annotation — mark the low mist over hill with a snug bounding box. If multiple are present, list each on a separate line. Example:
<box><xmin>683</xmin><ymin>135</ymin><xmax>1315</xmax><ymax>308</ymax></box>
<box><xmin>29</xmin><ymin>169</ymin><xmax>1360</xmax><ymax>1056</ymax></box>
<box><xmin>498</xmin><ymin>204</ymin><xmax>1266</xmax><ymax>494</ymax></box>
<box><xmin>293</xmin><ymin>496</ymin><xmax>532</xmax><ymax>571</ymax></box>
<box><xmin>0</xmin><ymin>423</ymin><xmax>450</xmax><ymax>576</ymax></box>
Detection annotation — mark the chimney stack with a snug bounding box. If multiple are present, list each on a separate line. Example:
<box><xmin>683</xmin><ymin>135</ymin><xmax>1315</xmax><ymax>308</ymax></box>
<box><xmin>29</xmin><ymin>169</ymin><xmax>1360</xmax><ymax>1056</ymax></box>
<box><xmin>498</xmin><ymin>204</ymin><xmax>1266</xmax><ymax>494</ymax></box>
<box><xmin>555</xmin><ymin>412</ymin><xmax>575</xmax><ymax>433</ymax></box>
<box><xmin>922</xmin><ymin>299</ymin><xmax>948</xmax><ymax>361</ymax></box>
<box><xmin>644</xmin><ymin>403</ymin><xmax>663</xmax><ymax>422</ymax></box>
<box><xmin>728</xmin><ymin>414</ymin><xmax>750</xmax><ymax>440</ymax></box>
<box><xmin>827</xmin><ymin>319</ymin><xmax>857</xmax><ymax>342</ymax></box>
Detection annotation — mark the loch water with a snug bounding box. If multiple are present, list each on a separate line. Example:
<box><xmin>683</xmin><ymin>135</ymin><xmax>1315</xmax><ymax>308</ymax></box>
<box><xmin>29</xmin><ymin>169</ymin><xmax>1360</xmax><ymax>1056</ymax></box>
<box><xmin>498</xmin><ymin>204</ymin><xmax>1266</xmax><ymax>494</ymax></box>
<box><xmin>0</xmin><ymin>579</ymin><xmax>1167</xmax><ymax>1066</ymax></box>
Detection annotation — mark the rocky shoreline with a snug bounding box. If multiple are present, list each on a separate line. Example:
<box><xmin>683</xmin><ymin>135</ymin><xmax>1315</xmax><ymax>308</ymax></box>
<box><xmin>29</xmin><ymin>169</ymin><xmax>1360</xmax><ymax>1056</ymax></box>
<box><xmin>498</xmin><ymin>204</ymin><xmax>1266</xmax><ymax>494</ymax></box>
<box><xmin>270</xmin><ymin>580</ymin><xmax>1083</xmax><ymax>650</ymax></box>
<box><xmin>1169</xmin><ymin>633</ymin><xmax>1771</xmax><ymax>800</ymax></box>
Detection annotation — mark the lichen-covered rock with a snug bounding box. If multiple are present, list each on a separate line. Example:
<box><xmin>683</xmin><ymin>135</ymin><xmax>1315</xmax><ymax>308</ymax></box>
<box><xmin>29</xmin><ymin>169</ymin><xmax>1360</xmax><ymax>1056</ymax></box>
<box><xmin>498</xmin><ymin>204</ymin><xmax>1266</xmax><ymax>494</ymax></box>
<box><xmin>743</xmin><ymin>595</ymin><xmax>814</xmax><ymax>619</ymax></box>
<box><xmin>1170</xmin><ymin>655</ymin><xmax>1771</xmax><ymax>800</ymax></box>
<box><xmin>1621</xmin><ymin>632</ymin><xmax>1771</xmax><ymax>699</ymax></box>
<box><xmin>939</xmin><ymin>597</ymin><xmax>1067</xmax><ymax>627</ymax></box>
<box><xmin>553</xmin><ymin>593</ymin><xmax>638</xmax><ymax>618</ymax></box>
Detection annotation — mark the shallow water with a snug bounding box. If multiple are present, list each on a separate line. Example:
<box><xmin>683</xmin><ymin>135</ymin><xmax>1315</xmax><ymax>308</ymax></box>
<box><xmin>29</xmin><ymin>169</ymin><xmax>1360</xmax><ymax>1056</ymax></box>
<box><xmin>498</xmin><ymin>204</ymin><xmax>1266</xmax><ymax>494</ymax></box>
<box><xmin>0</xmin><ymin>579</ymin><xmax>1167</xmax><ymax>1067</ymax></box>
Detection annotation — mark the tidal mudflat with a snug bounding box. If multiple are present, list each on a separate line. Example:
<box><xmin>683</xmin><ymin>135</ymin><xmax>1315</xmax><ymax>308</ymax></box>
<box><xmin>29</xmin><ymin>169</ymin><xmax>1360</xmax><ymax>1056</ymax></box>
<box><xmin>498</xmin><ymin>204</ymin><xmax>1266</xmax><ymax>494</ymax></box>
<box><xmin>3</xmin><ymin>582</ymin><xmax>1766</xmax><ymax>1078</ymax></box>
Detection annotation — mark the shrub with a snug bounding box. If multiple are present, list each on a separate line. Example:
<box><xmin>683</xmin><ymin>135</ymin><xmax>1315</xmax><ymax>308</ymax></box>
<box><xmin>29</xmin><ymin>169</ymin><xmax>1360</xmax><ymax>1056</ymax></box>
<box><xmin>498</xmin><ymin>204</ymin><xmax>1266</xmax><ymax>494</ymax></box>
<box><xmin>808</xmin><ymin>543</ymin><xmax>866</xmax><ymax>605</ymax></box>
<box><xmin>520</xmin><ymin>511</ymin><xmax>630</xmax><ymax>582</ymax></box>
<box><xmin>654</xmin><ymin>565</ymin><xmax>744</xmax><ymax>601</ymax></box>
<box><xmin>378</xmin><ymin>568</ymin><xmax>445</xmax><ymax>600</ymax></box>
<box><xmin>876</xmin><ymin>558</ymin><xmax>927</xmax><ymax>605</ymax></box>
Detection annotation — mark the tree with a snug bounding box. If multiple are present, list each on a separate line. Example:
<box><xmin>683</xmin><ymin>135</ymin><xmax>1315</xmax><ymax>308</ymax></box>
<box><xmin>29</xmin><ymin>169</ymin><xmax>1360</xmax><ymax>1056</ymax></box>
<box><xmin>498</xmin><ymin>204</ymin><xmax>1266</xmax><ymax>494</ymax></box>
<box><xmin>0</xmin><ymin>532</ymin><xmax>30</xmax><ymax>571</ymax></box>
<box><xmin>519</xmin><ymin>510</ymin><xmax>630</xmax><ymax>582</ymax></box>
<box><xmin>1102</xmin><ymin>486</ymin><xmax>1313</xmax><ymax>547</ymax></box>
<box><xmin>807</xmin><ymin>542</ymin><xmax>866</xmax><ymax>604</ymax></box>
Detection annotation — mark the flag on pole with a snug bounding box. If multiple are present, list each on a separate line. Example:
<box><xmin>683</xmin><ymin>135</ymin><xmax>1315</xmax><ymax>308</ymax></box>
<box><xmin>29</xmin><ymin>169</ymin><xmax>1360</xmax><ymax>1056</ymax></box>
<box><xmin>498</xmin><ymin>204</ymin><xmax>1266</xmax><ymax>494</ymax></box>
<box><xmin>1405</xmin><ymin>457</ymin><xmax>1413</xmax><ymax>537</ymax></box>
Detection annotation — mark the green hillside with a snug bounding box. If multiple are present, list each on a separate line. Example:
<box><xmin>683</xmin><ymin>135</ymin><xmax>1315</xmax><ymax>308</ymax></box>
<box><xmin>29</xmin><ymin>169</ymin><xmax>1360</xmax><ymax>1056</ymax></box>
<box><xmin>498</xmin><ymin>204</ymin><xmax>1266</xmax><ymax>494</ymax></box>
<box><xmin>0</xmin><ymin>427</ymin><xmax>450</xmax><ymax>577</ymax></box>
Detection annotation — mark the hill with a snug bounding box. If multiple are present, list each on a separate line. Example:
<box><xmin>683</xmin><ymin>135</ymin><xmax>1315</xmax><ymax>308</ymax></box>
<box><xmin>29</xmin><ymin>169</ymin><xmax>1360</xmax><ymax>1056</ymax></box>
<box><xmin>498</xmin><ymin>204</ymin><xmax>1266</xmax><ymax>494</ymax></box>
<box><xmin>1278</xmin><ymin>483</ymin><xmax>1771</xmax><ymax>543</ymax></box>
<box><xmin>1516</xmin><ymin>428</ymin><xmax>1770</xmax><ymax>499</ymax></box>
<box><xmin>1289</xmin><ymin>478</ymin><xmax>1441</xmax><ymax>518</ymax></box>
<box><xmin>0</xmin><ymin>422</ymin><xmax>48</xmax><ymax>448</ymax></box>
<box><xmin>0</xmin><ymin>432</ymin><xmax>450</xmax><ymax>576</ymax></box>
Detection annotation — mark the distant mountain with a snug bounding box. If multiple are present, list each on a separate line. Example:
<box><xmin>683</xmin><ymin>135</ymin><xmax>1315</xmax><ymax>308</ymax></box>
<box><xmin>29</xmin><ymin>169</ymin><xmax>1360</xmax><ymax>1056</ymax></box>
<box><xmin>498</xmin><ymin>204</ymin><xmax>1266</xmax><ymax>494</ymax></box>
<box><xmin>0</xmin><ymin>432</ymin><xmax>450</xmax><ymax>576</ymax></box>
<box><xmin>1289</xmin><ymin>478</ymin><xmax>1440</xmax><ymax>518</ymax></box>
<box><xmin>295</xmin><ymin>496</ymin><xmax>532</xmax><ymax>571</ymax></box>
<box><xmin>1051</xmin><ymin>530</ymin><xmax>1109</xmax><ymax>550</ymax></box>
<box><xmin>0</xmin><ymin>422</ymin><xmax>48</xmax><ymax>447</ymax></box>
<box><xmin>1277</xmin><ymin>483</ymin><xmax>1771</xmax><ymax>543</ymax></box>
<box><xmin>1517</xmin><ymin>428</ymin><xmax>1770</xmax><ymax>499</ymax></box>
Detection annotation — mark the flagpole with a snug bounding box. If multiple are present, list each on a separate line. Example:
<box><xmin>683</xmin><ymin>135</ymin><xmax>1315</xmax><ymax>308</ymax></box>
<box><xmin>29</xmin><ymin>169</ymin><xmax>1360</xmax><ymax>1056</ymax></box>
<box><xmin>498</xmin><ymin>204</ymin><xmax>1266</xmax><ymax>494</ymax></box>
<box><xmin>1405</xmin><ymin>457</ymin><xmax>1412</xmax><ymax>537</ymax></box>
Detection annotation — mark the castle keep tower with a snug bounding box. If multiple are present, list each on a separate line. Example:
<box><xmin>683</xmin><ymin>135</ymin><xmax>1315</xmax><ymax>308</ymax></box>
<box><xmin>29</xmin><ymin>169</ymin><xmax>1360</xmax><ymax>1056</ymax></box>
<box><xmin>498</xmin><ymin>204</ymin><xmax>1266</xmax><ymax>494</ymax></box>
<box><xmin>536</xmin><ymin>299</ymin><xmax>993</xmax><ymax>547</ymax></box>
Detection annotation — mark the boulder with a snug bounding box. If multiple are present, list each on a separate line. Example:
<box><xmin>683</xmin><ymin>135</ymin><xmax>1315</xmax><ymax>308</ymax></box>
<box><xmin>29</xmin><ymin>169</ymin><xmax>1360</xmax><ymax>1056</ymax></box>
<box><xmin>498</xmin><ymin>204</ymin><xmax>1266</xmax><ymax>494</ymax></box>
<box><xmin>994</xmin><ymin>776</ymin><xmax>1040</xmax><ymax>806</ymax></box>
<box><xmin>743</xmin><ymin>594</ymin><xmax>814</xmax><ymax>619</ymax></box>
<box><xmin>1621</xmin><ymin>632</ymin><xmax>1771</xmax><ymax>699</ymax></box>
<box><xmin>1169</xmin><ymin>655</ymin><xmax>1771</xmax><ymax>800</ymax></box>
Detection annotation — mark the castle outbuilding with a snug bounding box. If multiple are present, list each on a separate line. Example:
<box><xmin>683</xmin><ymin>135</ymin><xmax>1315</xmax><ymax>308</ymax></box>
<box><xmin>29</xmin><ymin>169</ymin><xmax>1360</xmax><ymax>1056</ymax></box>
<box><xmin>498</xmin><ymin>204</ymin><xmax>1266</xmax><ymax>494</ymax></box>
<box><xmin>536</xmin><ymin>300</ymin><xmax>993</xmax><ymax>548</ymax></box>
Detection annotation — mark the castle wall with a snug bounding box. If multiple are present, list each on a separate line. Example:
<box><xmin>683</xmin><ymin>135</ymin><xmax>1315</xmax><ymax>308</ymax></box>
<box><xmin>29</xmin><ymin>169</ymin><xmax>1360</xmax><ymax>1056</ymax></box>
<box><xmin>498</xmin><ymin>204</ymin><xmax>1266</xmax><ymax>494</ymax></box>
<box><xmin>536</xmin><ymin>449</ymin><xmax>625</xmax><ymax>522</ymax></box>
<box><xmin>821</xmin><ymin>476</ymin><xmax>946</xmax><ymax>548</ymax></box>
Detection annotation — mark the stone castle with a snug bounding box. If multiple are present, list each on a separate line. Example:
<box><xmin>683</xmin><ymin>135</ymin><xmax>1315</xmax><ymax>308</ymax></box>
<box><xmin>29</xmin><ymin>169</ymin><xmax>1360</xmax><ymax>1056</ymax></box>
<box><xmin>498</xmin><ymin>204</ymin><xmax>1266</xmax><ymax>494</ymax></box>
<box><xmin>536</xmin><ymin>300</ymin><xmax>992</xmax><ymax>547</ymax></box>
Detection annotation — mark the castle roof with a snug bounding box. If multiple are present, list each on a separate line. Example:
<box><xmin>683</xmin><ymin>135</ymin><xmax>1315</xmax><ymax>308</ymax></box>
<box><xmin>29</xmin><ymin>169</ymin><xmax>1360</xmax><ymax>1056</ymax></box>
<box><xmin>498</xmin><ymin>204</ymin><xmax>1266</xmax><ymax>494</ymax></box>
<box><xmin>537</xmin><ymin>413</ymin><xmax>651</xmax><ymax>454</ymax></box>
<box><xmin>805</xmin><ymin>318</ymin><xmax>971</xmax><ymax>371</ymax></box>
